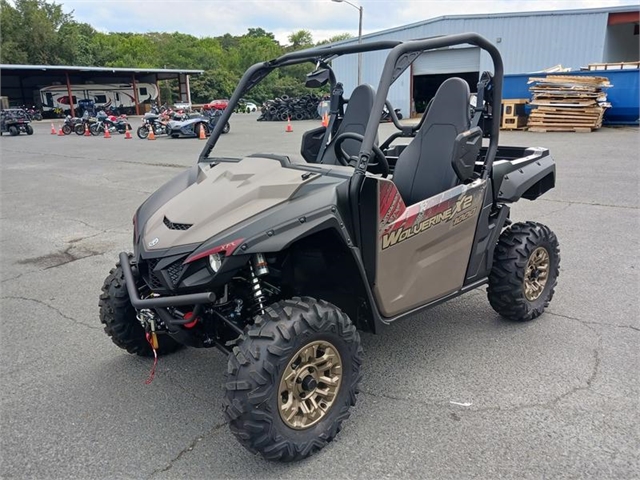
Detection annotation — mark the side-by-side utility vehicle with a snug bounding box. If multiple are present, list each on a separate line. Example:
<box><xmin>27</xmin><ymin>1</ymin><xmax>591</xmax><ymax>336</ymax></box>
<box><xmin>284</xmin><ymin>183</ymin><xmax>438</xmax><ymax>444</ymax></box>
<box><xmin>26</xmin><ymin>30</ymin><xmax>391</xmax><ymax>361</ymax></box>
<box><xmin>99</xmin><ymin>33</ymin><xmax>560</xmax><ymax>461</ymax></box>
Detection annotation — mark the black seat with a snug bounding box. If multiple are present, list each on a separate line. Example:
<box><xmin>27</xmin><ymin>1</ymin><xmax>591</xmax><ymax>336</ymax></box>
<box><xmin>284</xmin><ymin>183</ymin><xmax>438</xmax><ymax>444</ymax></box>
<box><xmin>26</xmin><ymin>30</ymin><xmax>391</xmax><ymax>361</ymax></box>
<box><xmin>392</xmin><ymin>78</ymin><xmax>471</xmax><ymax>205</ymax></box>
<box><xmin>320</xmin><ymin>84</ymin><xmax>376</xmax><ymax>165</ymax></box>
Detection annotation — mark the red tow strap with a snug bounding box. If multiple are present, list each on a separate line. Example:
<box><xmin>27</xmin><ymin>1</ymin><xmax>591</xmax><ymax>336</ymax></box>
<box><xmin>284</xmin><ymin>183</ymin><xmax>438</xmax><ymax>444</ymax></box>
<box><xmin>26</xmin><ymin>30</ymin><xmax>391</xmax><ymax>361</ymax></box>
<box><xmin>145</xmin><ymin>333</ymin><xmax>158</xmax><ymax>384</ymax></box>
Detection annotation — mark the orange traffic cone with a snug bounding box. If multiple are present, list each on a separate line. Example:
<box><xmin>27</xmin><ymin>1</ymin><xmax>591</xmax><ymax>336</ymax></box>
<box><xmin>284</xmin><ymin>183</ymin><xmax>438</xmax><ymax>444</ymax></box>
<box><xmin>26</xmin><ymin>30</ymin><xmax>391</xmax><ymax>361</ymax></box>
<box><xmin>103</xmin><ymin>126</ymin><xmax>111</xmax><ymax>139</ymax></box>
<box><xmin>124</xmin><ymin>128</ymin><xmax>132</xmax><ymax>139</ymax></box>
<box><xmin>198</xmin><ymin>125</ymin><xmax>206</xmax><ymax>140</ymax></box>
<box><xmin>285</xmin><ymin>116</ymin><xmax>293</xmax><ymax>133</ymax></box>
<box><xmin>84</xmin><ymin>124</ymin><xmax>91</xmax><ymax>136</ymax></box>
<box><xmin>322</xmin><ymin>112</ymin><xmax>329</xmax><ymax>127</ymax></box>
<box><xmin>50</xmin><ymin>123</ymin><xmax>57</xmax><ymax>135</ymax></box>
<box><xmin>57</xmin><ymin>125</ymin><xmax>65</xmax><ymax>136</ymax></box>
<box><xmin>147</xmin><ymin>128</ymin><xmax>156</xmax><ymax>140</ymax></box>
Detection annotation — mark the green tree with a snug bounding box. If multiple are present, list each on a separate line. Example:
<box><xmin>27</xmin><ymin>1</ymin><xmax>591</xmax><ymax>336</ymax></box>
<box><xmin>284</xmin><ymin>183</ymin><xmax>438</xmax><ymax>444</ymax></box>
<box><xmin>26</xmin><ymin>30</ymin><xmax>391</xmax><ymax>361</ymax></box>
<box><xmin>0</xmin><ymin>0</ymin><xmax>29</xmax><ymax>63</ymax></box>
<box><xmin>316</xmin><ymin>33</ymin><xmax>353</xmax><ymax>46</ymax></box>
<box><xmin>287</xmin><ymin>30</ymin><xmax>314</xmax><ymax>51</ymax></box>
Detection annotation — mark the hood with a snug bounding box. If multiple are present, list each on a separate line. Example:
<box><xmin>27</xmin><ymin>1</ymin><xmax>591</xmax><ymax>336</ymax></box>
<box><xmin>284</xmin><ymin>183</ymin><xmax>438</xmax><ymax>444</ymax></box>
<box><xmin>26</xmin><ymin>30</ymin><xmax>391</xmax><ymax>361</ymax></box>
<box><xmin>142</xmin><ymin>157</ymin><xmax>318</xmax><ymax>251</ymax></box>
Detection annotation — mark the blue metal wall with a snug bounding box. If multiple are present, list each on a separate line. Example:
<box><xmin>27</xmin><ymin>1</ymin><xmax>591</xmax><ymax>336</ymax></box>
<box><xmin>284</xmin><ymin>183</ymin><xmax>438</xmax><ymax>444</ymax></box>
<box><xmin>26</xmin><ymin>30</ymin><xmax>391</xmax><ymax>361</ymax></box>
<box><xmin>332</xmin><ymin>10</ymin><xmax>610</xmax><ymax>115</ymax></box>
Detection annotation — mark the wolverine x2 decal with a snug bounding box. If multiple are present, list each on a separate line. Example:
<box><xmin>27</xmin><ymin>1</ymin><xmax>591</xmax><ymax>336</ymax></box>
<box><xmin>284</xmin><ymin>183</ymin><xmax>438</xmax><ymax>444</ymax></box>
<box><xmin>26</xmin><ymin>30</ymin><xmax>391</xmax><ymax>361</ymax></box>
<box><xmin>378</xmin><ymin>180</ymin><xmax>483</xmax><ymax>250</ymax></box>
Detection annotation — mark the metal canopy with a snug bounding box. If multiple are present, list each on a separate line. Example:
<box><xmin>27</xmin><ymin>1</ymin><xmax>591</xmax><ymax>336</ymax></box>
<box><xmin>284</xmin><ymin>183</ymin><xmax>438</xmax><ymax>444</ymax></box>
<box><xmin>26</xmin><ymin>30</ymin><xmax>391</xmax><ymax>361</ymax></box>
<box><xmin>1</xmin><ymin>64</ymin><xmax>203</xmax><ymax>116</ymax></box>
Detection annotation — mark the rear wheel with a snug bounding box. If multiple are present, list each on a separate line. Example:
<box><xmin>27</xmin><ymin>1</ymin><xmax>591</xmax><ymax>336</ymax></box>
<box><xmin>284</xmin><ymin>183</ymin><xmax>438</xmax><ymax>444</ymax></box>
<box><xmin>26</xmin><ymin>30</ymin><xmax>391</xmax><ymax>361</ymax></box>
<box><xmin>74</xmin><ymin>123</ymin><xmax>85</xmax><ymax>135</ymax></box>
<box><xmin>488</xmin><ymin>221</ymin><xmax>560</xmax><ymax>321</ymax></box>
<box><xmin>222</xmin><ymin>122</ymin><xmax>230</xmax><ymax>134</ymax></box>
<box><xmin>99</xmin><ymin>255</ymin><xmax>182</xmax><ymax>356</ymax></box>
<box><xmin>224</xmin><ymin>297</ymin><xmax>362</xmax><ymax>461</ymax></box>
<box><xmin>62</xmin><ymin>124</ymin><xmax>72</xmax><ymax>135</ymax></box>
<box><xmin>8</xmin><ymin>126</ymin><xmax>19</xmax><ymax>136</ymax></box>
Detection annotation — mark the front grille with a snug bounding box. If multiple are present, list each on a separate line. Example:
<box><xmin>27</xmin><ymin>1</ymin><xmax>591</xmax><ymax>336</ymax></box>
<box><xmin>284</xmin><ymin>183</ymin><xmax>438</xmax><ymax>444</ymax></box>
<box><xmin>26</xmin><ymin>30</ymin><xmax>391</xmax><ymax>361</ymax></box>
<box><xmin>145</xmin><ymin>259</ymin><xmax>164</xmax><ymax>290</ymax></box>
<box><xmin>164</xmin><ymin>216</ymin><xmax>193</xmax><ymax>231</ymax></box>
<box><xmin>167</xmin><ymin>261</ymin><xmax>184</xmax><ymax>286</ymax></box>
<box><xmin>144</xmin><ymin>257</ymin><xmax>185</xmax><ymax>290</ymax></box>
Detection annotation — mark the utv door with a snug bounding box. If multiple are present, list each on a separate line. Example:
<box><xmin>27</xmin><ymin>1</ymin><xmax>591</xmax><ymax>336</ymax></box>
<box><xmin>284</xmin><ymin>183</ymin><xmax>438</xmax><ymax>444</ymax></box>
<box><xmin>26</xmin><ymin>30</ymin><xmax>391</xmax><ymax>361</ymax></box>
<box><xmin>365</xmin><ymin>176</ymin><xmax>486</xmax><ymax>317</ymax></box>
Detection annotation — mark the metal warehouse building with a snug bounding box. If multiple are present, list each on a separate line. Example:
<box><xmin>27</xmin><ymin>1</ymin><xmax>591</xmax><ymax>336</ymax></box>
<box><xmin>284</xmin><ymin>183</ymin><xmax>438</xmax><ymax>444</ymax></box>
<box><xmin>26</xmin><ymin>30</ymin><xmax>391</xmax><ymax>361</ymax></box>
<box><xmin>332</xmin><ymin>6</ymin><xmax>640</xmax><ymax>116</ymax></box>
<box><xmin>0</xmin><ymin>65</ymin><xmax>203</xmax><ymax>117</ymax></box>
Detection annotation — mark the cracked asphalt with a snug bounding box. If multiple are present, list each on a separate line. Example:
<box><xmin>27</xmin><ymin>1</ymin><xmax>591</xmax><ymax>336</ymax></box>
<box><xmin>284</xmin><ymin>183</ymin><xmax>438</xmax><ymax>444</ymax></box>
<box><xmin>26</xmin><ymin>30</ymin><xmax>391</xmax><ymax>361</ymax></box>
<box><xmin>1</xmin><ymin>117</ymin><xmax>638</xmax><ymax>479</ymax></box>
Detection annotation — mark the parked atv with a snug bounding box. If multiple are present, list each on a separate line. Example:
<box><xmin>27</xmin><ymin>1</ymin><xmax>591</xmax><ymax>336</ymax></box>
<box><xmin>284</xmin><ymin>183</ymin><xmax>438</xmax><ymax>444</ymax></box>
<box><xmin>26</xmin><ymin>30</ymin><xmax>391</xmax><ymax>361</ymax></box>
<box><xmin>0</xmin><ymin>109</ymin><xmax>34</xmax><ymax>136</ymax></box>
<box><xmin>99</xmin><ymin>33</ymin><xmax>560</xmax><ymax>462</ymax></box>
<box><xmin>165</xmin><ymin>109</ymin><xmax>230</xmax><ymax>138</ymax></box>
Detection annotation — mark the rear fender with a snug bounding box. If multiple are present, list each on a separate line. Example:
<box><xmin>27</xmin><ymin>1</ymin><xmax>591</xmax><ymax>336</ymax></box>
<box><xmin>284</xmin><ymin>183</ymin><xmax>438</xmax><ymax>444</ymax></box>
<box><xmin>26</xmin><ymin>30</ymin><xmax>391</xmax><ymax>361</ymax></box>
<box><xmin>492</xmin><ymin>147</ymin><xmax>556</xmax><ymax>202</ymax></box>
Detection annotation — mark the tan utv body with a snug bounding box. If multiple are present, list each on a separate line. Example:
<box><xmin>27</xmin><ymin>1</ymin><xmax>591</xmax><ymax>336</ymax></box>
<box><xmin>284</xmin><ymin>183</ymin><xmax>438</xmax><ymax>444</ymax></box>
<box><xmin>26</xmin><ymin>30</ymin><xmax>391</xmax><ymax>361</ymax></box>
<box><xmin>99</xmin><ymin>33</ymin><xmax>560</xmax><ymax>462</ymax></box>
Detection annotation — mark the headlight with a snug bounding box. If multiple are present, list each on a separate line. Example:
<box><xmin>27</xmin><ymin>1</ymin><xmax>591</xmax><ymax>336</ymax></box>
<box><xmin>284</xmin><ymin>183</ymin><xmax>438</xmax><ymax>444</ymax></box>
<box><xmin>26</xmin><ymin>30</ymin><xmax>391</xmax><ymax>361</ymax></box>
<box><xmin>209</xmin><ymin>253</ymin><xmax>223</xmax><ymax>272</ymax></box>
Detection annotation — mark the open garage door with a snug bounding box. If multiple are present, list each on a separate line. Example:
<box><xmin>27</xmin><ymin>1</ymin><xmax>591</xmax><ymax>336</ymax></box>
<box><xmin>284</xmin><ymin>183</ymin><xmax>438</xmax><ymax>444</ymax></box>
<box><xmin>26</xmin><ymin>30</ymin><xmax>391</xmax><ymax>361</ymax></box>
<box><xmin>411</xmin><ymin>47</ymin><xmax>480</xmax><ymax>115</ymax></box>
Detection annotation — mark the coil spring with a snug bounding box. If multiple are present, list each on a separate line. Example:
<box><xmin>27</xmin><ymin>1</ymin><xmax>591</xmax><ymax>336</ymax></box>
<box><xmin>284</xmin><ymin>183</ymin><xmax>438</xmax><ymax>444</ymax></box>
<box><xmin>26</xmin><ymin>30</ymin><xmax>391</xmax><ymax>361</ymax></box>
<box><xmin>248</xmin><ymin>264</ymin><xmax>267</xmax><ymax>317</ymax></box>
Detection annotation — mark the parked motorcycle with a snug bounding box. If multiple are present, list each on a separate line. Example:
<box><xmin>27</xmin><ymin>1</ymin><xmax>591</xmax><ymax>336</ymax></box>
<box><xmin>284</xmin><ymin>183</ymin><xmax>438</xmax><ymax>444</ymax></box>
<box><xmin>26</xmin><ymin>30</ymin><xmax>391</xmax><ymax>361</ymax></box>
<box><xmin>22</xmin><ymin>106</ymin><xmax>43</xmax><ymax>121</ymax></box>
<box><xmin>90</xmin><ymin>111</ymin><xmax>131</xmax><ymax>135</ymax></box>
<box><xmin>137</xmin><ymin>111</ymin><xmax>169</xmax><ymax>139</ymax></box>
<box><xmin>380</xmin><ymin>105</ymin><xmax>403</xmax><ymax>122</ymax></box>
<box><xmin>62</xmin><ymin>115</ymin><xmax>84</xmax><ymax>135</ymax></box>
<box><xmin>74</xmin><ymin>112</ymin><xmax>98</xmax><ymax>135</ymax></box>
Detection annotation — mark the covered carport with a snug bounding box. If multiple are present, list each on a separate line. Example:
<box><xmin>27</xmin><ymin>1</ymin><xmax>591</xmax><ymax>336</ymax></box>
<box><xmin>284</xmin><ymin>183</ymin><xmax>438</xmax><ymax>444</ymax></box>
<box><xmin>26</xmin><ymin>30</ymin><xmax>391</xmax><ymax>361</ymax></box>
<box><xmin>0</xmin><ymin>65</ymin><xmax>203</xmax><ymax>117</ymax></box>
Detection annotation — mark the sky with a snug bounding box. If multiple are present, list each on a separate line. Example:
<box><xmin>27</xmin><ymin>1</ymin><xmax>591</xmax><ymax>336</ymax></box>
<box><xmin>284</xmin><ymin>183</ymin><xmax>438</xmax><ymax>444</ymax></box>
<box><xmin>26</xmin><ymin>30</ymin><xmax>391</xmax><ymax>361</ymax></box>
<box><xmin>52</xmin><ymin>0</ymin><xmax>640</xmax><ymax>43</ymax></box>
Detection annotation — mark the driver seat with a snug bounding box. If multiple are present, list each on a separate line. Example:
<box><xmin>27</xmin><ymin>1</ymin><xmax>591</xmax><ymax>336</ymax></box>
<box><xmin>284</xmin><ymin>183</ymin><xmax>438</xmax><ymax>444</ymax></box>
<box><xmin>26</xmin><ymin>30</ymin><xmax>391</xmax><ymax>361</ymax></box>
<box><xmin>320</xmin><ymin>84</ymin><xmax>376</xmax><ymax>165</ymax></box>
<box><xmin>392</xmin><ymin>77</ymin><xmax>471</xmax><ymax>205</ymax></box>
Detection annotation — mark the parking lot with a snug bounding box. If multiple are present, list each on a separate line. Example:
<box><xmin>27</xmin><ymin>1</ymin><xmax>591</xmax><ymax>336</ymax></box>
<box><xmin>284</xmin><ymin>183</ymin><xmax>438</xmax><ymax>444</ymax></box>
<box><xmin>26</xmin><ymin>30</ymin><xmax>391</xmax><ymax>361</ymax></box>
<box><xmin>1</xmin><ymin>115</ymin><xmax>638</xmax><ymax>479</ymax></box>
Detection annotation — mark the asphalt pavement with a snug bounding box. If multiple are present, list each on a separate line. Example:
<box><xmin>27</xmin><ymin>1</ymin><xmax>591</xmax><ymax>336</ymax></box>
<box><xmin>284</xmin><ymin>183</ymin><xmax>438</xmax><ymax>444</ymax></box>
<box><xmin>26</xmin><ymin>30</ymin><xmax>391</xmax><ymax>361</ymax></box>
<box><xmin>1</xmin><ymin>115</ymin><xmax>638</xmax><ymax>479</ymax></box>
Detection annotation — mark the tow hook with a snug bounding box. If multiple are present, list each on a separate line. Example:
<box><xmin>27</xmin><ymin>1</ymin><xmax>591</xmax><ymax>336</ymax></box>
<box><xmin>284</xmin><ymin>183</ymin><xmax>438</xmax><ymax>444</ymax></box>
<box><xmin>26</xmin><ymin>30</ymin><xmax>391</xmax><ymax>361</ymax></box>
<box><xmin>148</xmin><ymin>318</ymin><xmax>159</xmax><ymax>350</ymax></box>
<box><xmin>137</xmin><ymin>309</ymin><xmax>159</xmax><ymax>349</ymax></box>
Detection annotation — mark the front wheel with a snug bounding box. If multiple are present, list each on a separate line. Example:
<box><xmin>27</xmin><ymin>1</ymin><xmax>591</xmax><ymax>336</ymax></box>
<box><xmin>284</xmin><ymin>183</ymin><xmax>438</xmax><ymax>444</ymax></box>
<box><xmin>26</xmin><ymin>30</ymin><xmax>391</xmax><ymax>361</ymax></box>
<box><xmin>25</xmin><ymin>125</ymin><xmax>34</xmax><ymax>135</ymax></box>
<box><xmin>487</xmin><ymin>221</ymin><xmax>560</xmax><ymax>321</ymax></box>
<box><xmin>74</xmin><ymin>123</ymin><xmax>85</xmax><ymax>135</ymax></box>
<box><xmin>224</xmin><ymin>297</ymin><xmax>362</xmax><ymax>462</ymax></box>
<box><xmin>62</xmin><ymin>124</ymin><xmax>72</xmax><ymax>135</ymax></box>
<box><xmin>90</xmin><ymin>124</ymin><xmax>102</xmax><ymax>136</ymax></box>
<box><xmin>136</xmin><ymin>126</ymin><xmax>149</xmax><ymax>139</ymax></box>
<box><xmin>99</xmin><ymin>256</ymin><xmax>182</xmax><ymax>356</ymax></box>
<box><xmin>222</xmin><ymin>122</ymin><xmax>230</xmax><ymax>134</ymax></box>
<box><xmin>194</xmin><ymin>123</ymin><xmax>207</xmax><ymax>138</ymax></box>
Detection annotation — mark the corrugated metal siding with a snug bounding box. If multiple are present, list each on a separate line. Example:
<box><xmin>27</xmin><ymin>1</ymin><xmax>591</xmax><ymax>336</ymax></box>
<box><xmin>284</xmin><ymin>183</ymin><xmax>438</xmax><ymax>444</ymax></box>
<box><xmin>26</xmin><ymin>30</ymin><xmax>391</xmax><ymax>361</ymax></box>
<box><xmin>413</xmin><ymin>48</ymin><xmax>480</xmax><ymax>75</ymax></box>
<box><xmin>332</xmin><ymin>10</ymin><xmax>610</xmax><ymax>114</ymax></box>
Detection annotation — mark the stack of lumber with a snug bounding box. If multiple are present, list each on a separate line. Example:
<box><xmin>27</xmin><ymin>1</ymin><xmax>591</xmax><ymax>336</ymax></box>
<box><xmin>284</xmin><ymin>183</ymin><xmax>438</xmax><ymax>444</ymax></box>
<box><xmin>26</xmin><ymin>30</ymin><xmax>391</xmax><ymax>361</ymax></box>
<box><xmin>526</xmin><ymin>75</ymin><xmax>611</xmax><ymax>132</ymax></box>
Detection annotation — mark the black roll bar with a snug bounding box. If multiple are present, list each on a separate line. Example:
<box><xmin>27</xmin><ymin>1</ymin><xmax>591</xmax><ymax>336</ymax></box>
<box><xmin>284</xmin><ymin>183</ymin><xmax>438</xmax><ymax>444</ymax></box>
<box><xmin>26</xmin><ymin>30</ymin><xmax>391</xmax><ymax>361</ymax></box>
<box><xmin>359</xmin><ymin>32</ymin><xmax>503</xmax><ymax>177</ymax></box>
<box><xmin>348</xmin><ymin>33</ymin><xmax>503</xmax><ymax>248</ymax></box>
<box><xmin>199</xmin><ymin>40</ymin><xmax>402</xmax><ymax>161</ymax></box>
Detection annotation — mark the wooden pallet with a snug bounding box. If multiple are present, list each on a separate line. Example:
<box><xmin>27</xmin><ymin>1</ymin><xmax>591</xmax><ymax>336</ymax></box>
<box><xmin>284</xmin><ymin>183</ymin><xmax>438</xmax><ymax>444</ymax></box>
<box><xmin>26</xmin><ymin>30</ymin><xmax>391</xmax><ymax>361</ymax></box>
<box><xmin>526</xmin><ymin>74</ymin><xmax>610</xmax><ymax>132</ymax></box>
<box><xmin>501</xmin><ymin>115</ymin><xmax>528</xmax><ymax>130</ymax></box>
<box><xmin>528</xmin><ymin>127</ymin><xmax>594</xmax><ymax>133</ymax></box>
<box><xmin>587</xmin><ymin>61</ymin><xmax>640</xmax><ymax>71</ymax></box>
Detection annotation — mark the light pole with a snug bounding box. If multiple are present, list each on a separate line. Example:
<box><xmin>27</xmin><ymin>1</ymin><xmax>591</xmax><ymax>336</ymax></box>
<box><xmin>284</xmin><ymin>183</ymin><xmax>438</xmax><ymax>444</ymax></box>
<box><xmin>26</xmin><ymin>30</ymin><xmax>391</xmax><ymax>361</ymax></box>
<box><xmin>331</xmin><ymin>0</ymin><xmax>363</xmax><ymax>85</ymax></box>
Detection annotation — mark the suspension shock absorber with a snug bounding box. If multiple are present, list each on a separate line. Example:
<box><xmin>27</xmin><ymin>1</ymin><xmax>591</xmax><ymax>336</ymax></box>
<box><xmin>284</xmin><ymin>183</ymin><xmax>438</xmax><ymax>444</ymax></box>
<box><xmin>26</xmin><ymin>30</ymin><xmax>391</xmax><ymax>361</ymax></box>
<box><xmin>249</xmin><ymin>253</ymin><xmax>269</xmax><ymax>317</ymax></box>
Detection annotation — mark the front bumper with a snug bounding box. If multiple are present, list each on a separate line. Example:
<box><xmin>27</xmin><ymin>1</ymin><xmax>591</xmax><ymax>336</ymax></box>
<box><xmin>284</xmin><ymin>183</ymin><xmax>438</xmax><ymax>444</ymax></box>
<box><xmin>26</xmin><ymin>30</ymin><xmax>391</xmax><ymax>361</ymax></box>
<box><xmin>119</xmin><ymin>252</ymin><xmax>216</xmax><ymax>309</ymax></box>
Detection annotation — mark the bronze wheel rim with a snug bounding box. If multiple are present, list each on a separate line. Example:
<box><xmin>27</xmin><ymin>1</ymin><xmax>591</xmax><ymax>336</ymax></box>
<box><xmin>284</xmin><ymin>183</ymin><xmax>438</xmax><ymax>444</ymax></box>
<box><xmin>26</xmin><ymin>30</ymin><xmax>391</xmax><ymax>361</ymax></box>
<box><xmin>524</xmin><ymin>246</ymin><xmax>550</xmax><ymax>301</ymax></box>
<box><xmin>278</xmin><ymin>340</ymin><xmax>343</xmax><ymax>430</ymax></box>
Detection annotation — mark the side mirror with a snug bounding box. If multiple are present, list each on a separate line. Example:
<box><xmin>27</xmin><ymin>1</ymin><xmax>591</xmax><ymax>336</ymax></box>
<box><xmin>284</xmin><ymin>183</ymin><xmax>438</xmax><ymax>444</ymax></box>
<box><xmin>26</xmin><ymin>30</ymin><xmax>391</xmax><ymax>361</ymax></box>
<box><xmin>451</xmin><ymin>126</ymin><xmax>482</xmax><ymax>182</ymax></box>
<box><xmin>305</xmin><ymin>68</ymin><xmax>331</xmax><ymax>88</ymax></box>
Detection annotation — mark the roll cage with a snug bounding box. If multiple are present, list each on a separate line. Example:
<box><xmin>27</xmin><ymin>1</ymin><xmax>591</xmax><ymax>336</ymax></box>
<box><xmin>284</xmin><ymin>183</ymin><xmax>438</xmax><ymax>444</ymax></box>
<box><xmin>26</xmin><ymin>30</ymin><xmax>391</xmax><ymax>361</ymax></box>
<box><xmin>199</xmin><ymin>33</ymin><xmax>503</xmax><ymax>173</ymax></box>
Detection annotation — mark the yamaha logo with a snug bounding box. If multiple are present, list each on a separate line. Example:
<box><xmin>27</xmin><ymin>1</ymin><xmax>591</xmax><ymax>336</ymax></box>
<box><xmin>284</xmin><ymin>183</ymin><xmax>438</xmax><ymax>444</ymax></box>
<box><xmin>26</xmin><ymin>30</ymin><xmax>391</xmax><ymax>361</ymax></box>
<box><xmin>148</xmin><ymin>237</ymin><xmax>159</xmax><ymax>247</ymax></box>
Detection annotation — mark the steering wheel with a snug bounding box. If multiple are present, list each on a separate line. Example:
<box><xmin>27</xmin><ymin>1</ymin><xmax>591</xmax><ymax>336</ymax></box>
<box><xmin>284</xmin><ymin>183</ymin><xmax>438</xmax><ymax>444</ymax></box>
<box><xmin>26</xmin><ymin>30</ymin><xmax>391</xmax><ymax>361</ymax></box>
<box><xmin>333</xmin><ymin>132</ymin><xmax>390</xmax><ymax>177</ymax></box>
